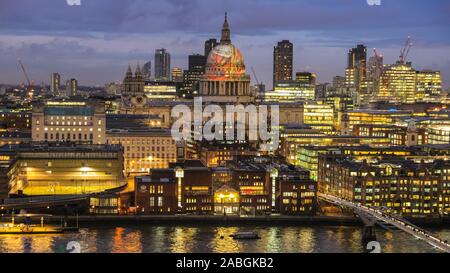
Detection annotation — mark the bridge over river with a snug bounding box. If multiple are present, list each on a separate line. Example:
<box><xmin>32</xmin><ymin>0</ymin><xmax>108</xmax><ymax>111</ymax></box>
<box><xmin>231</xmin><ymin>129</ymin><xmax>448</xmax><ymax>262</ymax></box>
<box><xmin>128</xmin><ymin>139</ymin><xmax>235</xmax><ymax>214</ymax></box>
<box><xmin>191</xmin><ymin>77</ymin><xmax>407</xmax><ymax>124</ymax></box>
<box><xmin>319</xmin><ymin>192</ymin><xmax>450</xmax><ymax>253</ymax></box>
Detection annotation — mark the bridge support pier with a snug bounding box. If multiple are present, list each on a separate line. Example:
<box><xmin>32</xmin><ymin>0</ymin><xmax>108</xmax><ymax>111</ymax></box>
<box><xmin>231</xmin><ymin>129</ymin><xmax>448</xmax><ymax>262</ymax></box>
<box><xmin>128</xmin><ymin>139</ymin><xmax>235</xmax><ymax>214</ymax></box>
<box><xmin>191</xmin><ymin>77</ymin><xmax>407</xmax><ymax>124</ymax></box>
<box><xmin>362</xmin><ymin>225</ymin><xmax>377</xmax><ymax>251</ymax></box>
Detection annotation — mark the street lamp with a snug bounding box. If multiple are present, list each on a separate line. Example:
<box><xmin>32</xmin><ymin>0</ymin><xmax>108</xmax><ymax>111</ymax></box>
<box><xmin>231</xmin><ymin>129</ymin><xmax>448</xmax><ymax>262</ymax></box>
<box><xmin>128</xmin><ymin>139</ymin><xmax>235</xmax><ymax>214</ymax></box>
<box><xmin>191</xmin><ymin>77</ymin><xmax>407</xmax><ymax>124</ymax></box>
<box><xmin>270</xmin><ymin>168</ymin><xmax>279</xmax><ymax>212</ymax></box>
<box><xmin>175</xmin><ymin>167</ymin><xmax>184</xmax><ymax>210</ymax></box>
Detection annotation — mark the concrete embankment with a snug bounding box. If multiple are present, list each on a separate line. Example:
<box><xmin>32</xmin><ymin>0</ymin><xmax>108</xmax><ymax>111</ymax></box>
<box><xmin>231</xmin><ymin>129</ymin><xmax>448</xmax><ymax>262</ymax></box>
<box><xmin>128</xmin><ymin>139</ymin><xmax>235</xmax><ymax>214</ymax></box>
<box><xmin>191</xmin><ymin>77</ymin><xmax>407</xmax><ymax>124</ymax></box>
<box><xmin>47</xmin><ymin>215</ymin><xmax>363</xmax><ymax>226</ymax></box>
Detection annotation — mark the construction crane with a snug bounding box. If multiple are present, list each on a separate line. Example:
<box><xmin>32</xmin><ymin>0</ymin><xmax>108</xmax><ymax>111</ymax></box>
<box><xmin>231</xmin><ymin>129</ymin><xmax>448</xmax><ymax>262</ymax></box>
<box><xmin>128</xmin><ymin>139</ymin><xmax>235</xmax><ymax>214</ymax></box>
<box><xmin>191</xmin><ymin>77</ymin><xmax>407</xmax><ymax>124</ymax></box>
<box><xmin>17</xmin><ymin>58</ymin><xmax>34</xmax><ymax>98</ymax></box>
<box><xmin>251</xmin><ymin>66</ymin><xmax>262</xmax><ymax>85</ymax></box>
<box><xmin>399</xmin><ymin>36</ymin><xmax>413</xmax><ymax>64</ymax></box>
<box><xmin>373</xmin><ymin>48</ymin><xmax>382</xmax><ymax>58</ymax></box>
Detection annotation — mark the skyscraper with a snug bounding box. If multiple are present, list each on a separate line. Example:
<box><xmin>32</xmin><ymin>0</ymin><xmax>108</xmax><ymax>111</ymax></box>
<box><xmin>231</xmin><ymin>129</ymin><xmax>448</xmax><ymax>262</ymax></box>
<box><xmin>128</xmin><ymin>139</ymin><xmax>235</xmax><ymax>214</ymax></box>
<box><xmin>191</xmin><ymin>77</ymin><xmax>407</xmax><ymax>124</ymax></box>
<box><xmin>205</xmin><ymin>38</ymin><xmax>218</xmax><ymax>58</ymax></box>
<box><xmin>51</xmin><ymin>73</ymin><xmax>60</xmax><ymax>95</ymax></box>
<box><xmin>346</xmin><ymin>44</ymin><xmax>367</xmax><ymax>96</ymax></box>
<box><xmin>367</xmin><ymin>51</ymin><xmax>383</xmax><ymax>96</ymax></box>
<box><xmin>154</xmin><ymin>48</ymin><xmax>171</xmax><ymax>81</ymax></box>
<box><xmin>142</xmin><ymin>61</ymin><xmax>152</xmax><ymax>81</ymax></box>
<box><xmin>181</xmin><ymin>54</ymin><xmax>207</xmax><ymax>98</ymax></box>
<box><xmin>66</xmin><ymin>78</ymin><xmax>78</xmax><ymax>97</ymax></box>
<box><xmin>273</xmin><ymin>40</ymin><xmax>293</xmax><ymax>88</ymax></box>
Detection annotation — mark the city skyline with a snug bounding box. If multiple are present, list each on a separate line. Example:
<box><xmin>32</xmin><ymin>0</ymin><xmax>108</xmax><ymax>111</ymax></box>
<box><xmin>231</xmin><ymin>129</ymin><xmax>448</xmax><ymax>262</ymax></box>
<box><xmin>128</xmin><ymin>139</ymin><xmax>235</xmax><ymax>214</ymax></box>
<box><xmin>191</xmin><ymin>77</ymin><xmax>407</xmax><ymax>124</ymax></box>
<box><xmin>0</xmin><ymin>0</ymin><xmax>449</xmax><ymax>88</ymax></box>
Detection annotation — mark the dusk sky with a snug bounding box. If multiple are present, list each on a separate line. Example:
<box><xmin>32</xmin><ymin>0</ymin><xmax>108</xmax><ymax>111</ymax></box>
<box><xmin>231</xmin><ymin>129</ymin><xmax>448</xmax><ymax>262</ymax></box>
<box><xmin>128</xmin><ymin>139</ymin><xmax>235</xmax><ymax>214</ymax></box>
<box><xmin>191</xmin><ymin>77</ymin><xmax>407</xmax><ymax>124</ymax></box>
<box><xmin>0</xmin><ymin>0</ymin><xmax>449</xmax><ymax>88</ymax></box>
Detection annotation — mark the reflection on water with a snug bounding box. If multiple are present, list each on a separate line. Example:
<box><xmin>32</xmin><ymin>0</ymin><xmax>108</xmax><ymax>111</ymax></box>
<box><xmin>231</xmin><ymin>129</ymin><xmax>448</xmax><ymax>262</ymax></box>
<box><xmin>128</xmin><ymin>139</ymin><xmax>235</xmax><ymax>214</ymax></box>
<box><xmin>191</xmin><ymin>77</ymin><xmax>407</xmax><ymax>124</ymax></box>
<box><xmin>111</xmin><ymin>227</ymin><xmax>143</xmax><ymax>253</ymax></box>
<box><xmin>0</xmin><ymin>225</ymin><xmax>448</xmax><ymax>253</ymax></box>
<box><xmin>170</xmin><ymin>227</ymin><xmax>198</xmax><ymax>253</ymax></box>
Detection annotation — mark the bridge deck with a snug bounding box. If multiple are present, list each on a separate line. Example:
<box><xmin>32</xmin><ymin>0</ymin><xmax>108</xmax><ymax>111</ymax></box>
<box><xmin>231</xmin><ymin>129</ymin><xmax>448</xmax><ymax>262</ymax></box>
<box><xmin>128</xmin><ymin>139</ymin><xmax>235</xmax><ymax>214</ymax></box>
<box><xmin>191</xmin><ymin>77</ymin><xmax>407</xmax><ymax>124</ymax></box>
<box><xmin>319</xmin><ymin>193</ymin><xmax>450</xmax><ymax>253</ymax></box>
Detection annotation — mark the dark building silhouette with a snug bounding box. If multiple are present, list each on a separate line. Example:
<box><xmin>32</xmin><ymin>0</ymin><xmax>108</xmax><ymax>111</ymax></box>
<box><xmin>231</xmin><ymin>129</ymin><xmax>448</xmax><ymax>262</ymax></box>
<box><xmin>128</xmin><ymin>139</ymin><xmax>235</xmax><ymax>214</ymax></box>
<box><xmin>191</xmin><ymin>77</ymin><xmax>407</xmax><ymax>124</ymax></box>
<box><xmin>273</xmin><ymin>40</ymin><xmax>293</xmax><ymax>88</ymax></box>
<box><xmin>204</xmin><ymin>38</ymin><xmax>218</xmax><ymax>58</ymax></box>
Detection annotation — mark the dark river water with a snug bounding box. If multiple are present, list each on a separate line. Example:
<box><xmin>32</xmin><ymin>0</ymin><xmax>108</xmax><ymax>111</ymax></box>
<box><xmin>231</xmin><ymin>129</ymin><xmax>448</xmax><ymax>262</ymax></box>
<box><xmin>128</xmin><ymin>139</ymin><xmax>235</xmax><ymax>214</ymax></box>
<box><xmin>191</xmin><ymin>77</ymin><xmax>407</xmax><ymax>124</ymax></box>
<box><xmin>0</xmin><ymin>224</ymin><xmax>448</xmax><ymax>253</ymax></box>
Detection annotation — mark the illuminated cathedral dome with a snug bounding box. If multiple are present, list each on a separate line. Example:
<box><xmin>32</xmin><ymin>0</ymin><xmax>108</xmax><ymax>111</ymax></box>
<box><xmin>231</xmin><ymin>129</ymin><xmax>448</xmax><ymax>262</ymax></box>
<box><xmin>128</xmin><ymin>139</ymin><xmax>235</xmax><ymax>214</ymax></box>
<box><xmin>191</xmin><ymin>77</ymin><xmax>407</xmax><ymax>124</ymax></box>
<box><xmin>200</xmin><ymin>13</ymin><xmax>252</xmax><ymax>103</ymax></box>
<box><xmin>205</xmin><ymin>43</ymin><xmax>247</xmax><ymax>81</ymax></box>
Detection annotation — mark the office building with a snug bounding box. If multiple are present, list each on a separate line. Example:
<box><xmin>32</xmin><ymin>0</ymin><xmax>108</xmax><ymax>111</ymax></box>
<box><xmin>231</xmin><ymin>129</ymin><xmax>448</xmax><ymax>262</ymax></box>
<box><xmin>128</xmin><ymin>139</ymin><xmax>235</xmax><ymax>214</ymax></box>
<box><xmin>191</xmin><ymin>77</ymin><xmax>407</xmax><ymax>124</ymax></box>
<box><xmin>347</xmin><ymin>45</ymin><xmax>367</xmax><ymax>93</ymax></box>
<box><xmin>143</xmin><ymin>81</ymin><xmax>179</xmax><ymax>101</ymax></box>
<box><xmin>106</xmin><ymin>128</ymin><xmax>180</xmax><ymax>175</ymax></box>
<box><xmin>347</xmin><ymin>109</ymin><xmax>413</xmax><ymax>130</ymax></box>
<box><xmin>51</xmin><ymin>73</ymin><xmax>61</xmax><ymax>95</ymax></box>
<box><xmin>31</xmin><ymin>100</ymin><xmax>106</xmax><ymax>144</ymax></box>
<box><xmin>142</xmin><ymin>61</ymin><xmax>152</xmax><ymax>81</ymax></box>
<box><xmin>6</xmin><ymin>142</ymin><xmax>126</xmax><ymax>196</ymax></box>
<box><xmin>427</xmin><ymin>125</ymin><xmax>450</xmax><ymax>144</ymax></box>
<box><xmin>378</xmin><ymin>62</ymin><xmax>416</xmax><ymax>104</ymax></box>
<box><xmin>265</xmin><ymin>81</ymin><xmax>315</xmax><ymax>102</ymax></box>
<box><xmin>181</xmin><ymin>54</ymin><xmax>207</xmax><ymax>98</ymax></box>
<box><xmin>66</xmin><ymin>78</ymin><xmax>78</xmax><ymax>97</ymax></box>
<box><xmin>155</xmin><ymin>48</ymin><xmax>171</xmax><ymax>81</ymax></box>
<box><xmin>273</xmin><ymin>40</ymin><xmax>293</xmax><ymax>88</ymax></box>
<box><xmin>171</xmin><ymin>67</ymin><xmax>183</xmax><ymax>83</ymax></box>
<box><xmin>205</xmin><ymin>38</ymin><xmax>218</xmax><ymax>58</ymax></box>
<box><xmin>318</xmin><ymin>155</ymin><xmax>450</xmax><ymax>217</ymax></box>
<box><xmin>416</xmin><ymin>70</ymin><xmax>442</xmax><ymax>102</ymax></box>
<box><xmin>303</xmin><ymin>101</ymin><xmax>335</xmax><ymax>127</ymax></box>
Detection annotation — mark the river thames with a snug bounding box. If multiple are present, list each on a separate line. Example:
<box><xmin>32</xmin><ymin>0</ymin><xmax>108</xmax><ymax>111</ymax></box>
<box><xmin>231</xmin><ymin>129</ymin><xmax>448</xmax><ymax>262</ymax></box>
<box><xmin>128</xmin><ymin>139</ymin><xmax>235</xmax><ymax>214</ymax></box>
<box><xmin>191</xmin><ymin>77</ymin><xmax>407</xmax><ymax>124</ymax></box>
<box><xmin>0</xmin><ymin>224</ymin><xmax>449</xmax><ymax>253</ymax></box>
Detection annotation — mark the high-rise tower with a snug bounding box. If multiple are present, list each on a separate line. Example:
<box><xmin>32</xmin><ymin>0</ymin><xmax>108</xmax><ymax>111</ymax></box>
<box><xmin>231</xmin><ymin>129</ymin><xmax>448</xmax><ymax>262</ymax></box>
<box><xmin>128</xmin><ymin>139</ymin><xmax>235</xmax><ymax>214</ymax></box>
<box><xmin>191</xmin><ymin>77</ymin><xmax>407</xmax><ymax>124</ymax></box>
<box><xmin>155</xmin><ymin>48</ymin><xmax>171</xmax><ymax>81</ymax></box>
<box><xmin>273</xmin><ymin>40</ymin><xmax>293</xmax><ymax>88</ymax></box>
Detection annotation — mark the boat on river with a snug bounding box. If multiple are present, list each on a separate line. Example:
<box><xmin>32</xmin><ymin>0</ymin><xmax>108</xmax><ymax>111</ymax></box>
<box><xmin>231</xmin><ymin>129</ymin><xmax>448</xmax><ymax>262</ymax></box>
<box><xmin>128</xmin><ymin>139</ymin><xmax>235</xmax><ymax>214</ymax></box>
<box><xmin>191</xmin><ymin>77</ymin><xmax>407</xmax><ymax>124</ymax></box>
<box><xmin>230</xmin><ymin>232</ymin><xmax>260</xmax><ymax>240</ymax></box>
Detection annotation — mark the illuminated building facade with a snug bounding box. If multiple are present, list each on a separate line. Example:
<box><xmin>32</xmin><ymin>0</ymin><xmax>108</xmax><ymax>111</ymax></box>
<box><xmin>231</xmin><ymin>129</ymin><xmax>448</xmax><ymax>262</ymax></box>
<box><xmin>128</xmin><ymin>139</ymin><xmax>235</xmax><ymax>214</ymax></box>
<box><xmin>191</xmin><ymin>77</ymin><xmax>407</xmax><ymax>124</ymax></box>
<box><xmin>353</xmin><ymin>123</ymin><xmax>426</xmax><ymax>146</ymax></box>
<box><xmin>416</xmin><ymin>70</ymin><xmax>442</xmax><ymax>102</ymax></box>
<box><xmin>32</xmin><ymin>100</ymin><xmax>106</xmax><ymax>144</ymax></box>
<box><xmin>200</xmin><ymin>143</ymin><xmax>258</xmax><ymax>167</ymax></box>
<box><xmin>318</xmin><ymin>155</ymin><xmax>450</xmax><ymax>217</ymax></box>
<box><xmin>278</xmin><ymin>166</ymin><xmax>316</xmax><ymax>215</ymax></box>
<box><xmin>181</xmin><ymin>54</ymin><xmax>207</xmax><ymax>98</ymax></box>
<box><xmin>0</xmin><ymin>108</ymin><xmax>31</xmax><ymax>131</ymax></box>
<box><xmin>378</xmin><ymin>62</ymin><xmax>417</xmax><ymax>103</ymax></box>
<box><xmin>134</xmin><ymin>158</ymin><xmax>317</xmax><ymax>216</ymax></box>
<box><xmin>199</xmin><ymin>13</ymin><xmax>252</xmax><ymax>103</ymax></box>
<box><xmin>303</xmin><ymin>101</ymin><xmax>335</xmax><ymax>128</ymax></box>
<box><xmin>135</xmin><ymin>171</ymin><xmax>177</xmax><ymax>214</ymax></box>
<box><xmin>265</xmin><ymin>79</ymin><xmax>314</xmax><ymax>102</ymax></box>
<box><xmin>106</xmin><ymin>129</ymin><xmax>179</xmax><ymax>175</ymax></box>
<box><xmin>273</xmin><ymin>40</ymin><xmax>293</xmax><ymax>88</ymax></box>
<box><xmin>346</xmin><ymin>45</ymin><xmax>367</xmax><ymax>102</ymax></box>
<box><xmin>347</xmin><ymin>109</ymin><xmax>413</xmax><ymax>130</ymax></box>
<box><xmin>143</xmin><ymin>81</ymin><xmax>179</xmax><ymax>101</ymax></box>
<box><xmin>427</xmin><ymin>125</ymin><xmax>450</xmax><ymax>144</ymax></box>
<box><xmin>0</xmin><ymin>132</ymin><xmax>31</xmax><ymax>146</ymax></box>
<box><xmin>7</xmin><ymin>143</ymin><xmax>126</xmax><ymax>196</ymax></box>
<box><xmin>171</xmin><ymin>67</ymin><xmax>183</xmax><ymax>83</ymax></box>
<box><xmin>281</xmin><ymin>137</ymin><xmax>392</xmax><ymax>175</ymax></box>
<box><xmin>294</xmin><ymin>145</ymin><xmax>417</xmax><ymax>181</ymax></box>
